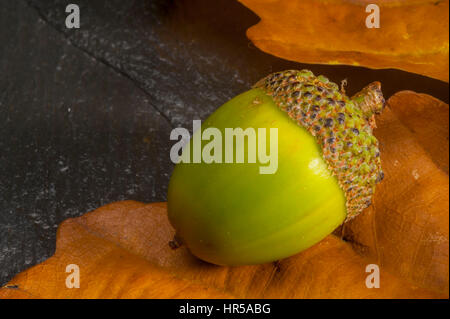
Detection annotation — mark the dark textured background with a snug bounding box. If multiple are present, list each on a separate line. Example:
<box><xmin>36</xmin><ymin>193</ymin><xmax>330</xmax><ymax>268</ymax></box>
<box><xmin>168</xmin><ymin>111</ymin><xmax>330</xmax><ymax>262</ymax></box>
<box><xmin>0</xmin><ymin>0</ymin><xmax>448</xmax><ymax>286</ymax></box>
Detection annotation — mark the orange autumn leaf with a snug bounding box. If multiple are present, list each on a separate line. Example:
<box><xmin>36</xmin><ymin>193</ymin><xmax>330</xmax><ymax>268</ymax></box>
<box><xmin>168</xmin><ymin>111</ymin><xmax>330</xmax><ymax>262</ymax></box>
<box><xmin>342</xmin><ymin>91</ymin><xmax>449</xmax><ymax>294</ymax></box>
<box><xmin>1</xmin><ymin>92</ymin><xmax>448</xmax><ymax>299</ymax></box>
<box><xmin>0</xmin><ymin>202</ymin><xmax>443</xmax><ymax>299</ymax></box>
<box><xmin>388</xmin><ymin>91</ymin><xmax>449</xmax><ymax>174</ymax></box>
<box><xmin>238</xmin><ymin>0</ymin><xmax>449</xmax><ymax>82</ymax></box>
<box><xmin>0</xmin><ymin>201</ymin><xmax>233</xmax><ymax>299</ymax></box>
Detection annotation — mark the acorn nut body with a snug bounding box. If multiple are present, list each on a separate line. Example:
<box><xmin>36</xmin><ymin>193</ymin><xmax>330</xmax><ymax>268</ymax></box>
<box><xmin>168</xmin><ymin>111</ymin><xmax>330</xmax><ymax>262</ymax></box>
<box><xmin>167</xmin><ymin>70</ymin><xmax>385</xmax><ymax>266</ymax></box>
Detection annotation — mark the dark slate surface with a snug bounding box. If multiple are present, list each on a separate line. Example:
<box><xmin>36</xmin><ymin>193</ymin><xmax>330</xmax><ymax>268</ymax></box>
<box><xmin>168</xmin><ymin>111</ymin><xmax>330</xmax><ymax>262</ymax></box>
<box><xmin>0</xmin><ymin>0</ymin><xmax>448</xmax><ymax>285</ymax></box>
<box><xmin>0</xmin><ymin>0</ymin><xmax>174</xmax><ymax>285</ymax></box>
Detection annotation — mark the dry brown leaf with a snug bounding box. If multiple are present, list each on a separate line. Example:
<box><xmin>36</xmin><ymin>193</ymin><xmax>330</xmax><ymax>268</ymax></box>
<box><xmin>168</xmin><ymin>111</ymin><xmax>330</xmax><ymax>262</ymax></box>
<box><xmin>388</xmin><ymin>91</ymin><xmax>449</xmax><ymax>174</ymax></box>
<box><xmin>0</xmin><ymin>201</ymin><xmax>233</xmax><ymax>299</ymax></box>
<box><xmin>238</xmin><ymin>0</ymin><xmax>449</xmax><ymax>82</ymax></box>
<box><xmin>342</xmin><ymin>92</ymin><xmax>449</xmax><ymax>294</ymax></box>
<box><xmin>1</xmin><ymin>92</ymin><xmax>448</xmax><ymax>299</ymax></box>
<box><xmin>0</xmin><ymin>201</ymin><xmax>443</xmax><ymax>299</ymax></box>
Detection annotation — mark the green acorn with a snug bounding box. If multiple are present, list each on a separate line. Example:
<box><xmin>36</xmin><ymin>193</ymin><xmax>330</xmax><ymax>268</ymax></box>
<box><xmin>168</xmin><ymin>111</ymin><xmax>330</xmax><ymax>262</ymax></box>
<box><xmin>167</xmin><ymin>70</ymin><xmax>385</xmax><ymax>266</ymax></box>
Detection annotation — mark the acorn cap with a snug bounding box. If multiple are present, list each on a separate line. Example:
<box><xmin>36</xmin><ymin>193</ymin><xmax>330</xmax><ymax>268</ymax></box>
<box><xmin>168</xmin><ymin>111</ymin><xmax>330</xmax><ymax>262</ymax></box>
<box><xmin>254</xmin><ymin>70</ymin><xmax>385</xmax><ymax>221</ymax></box>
